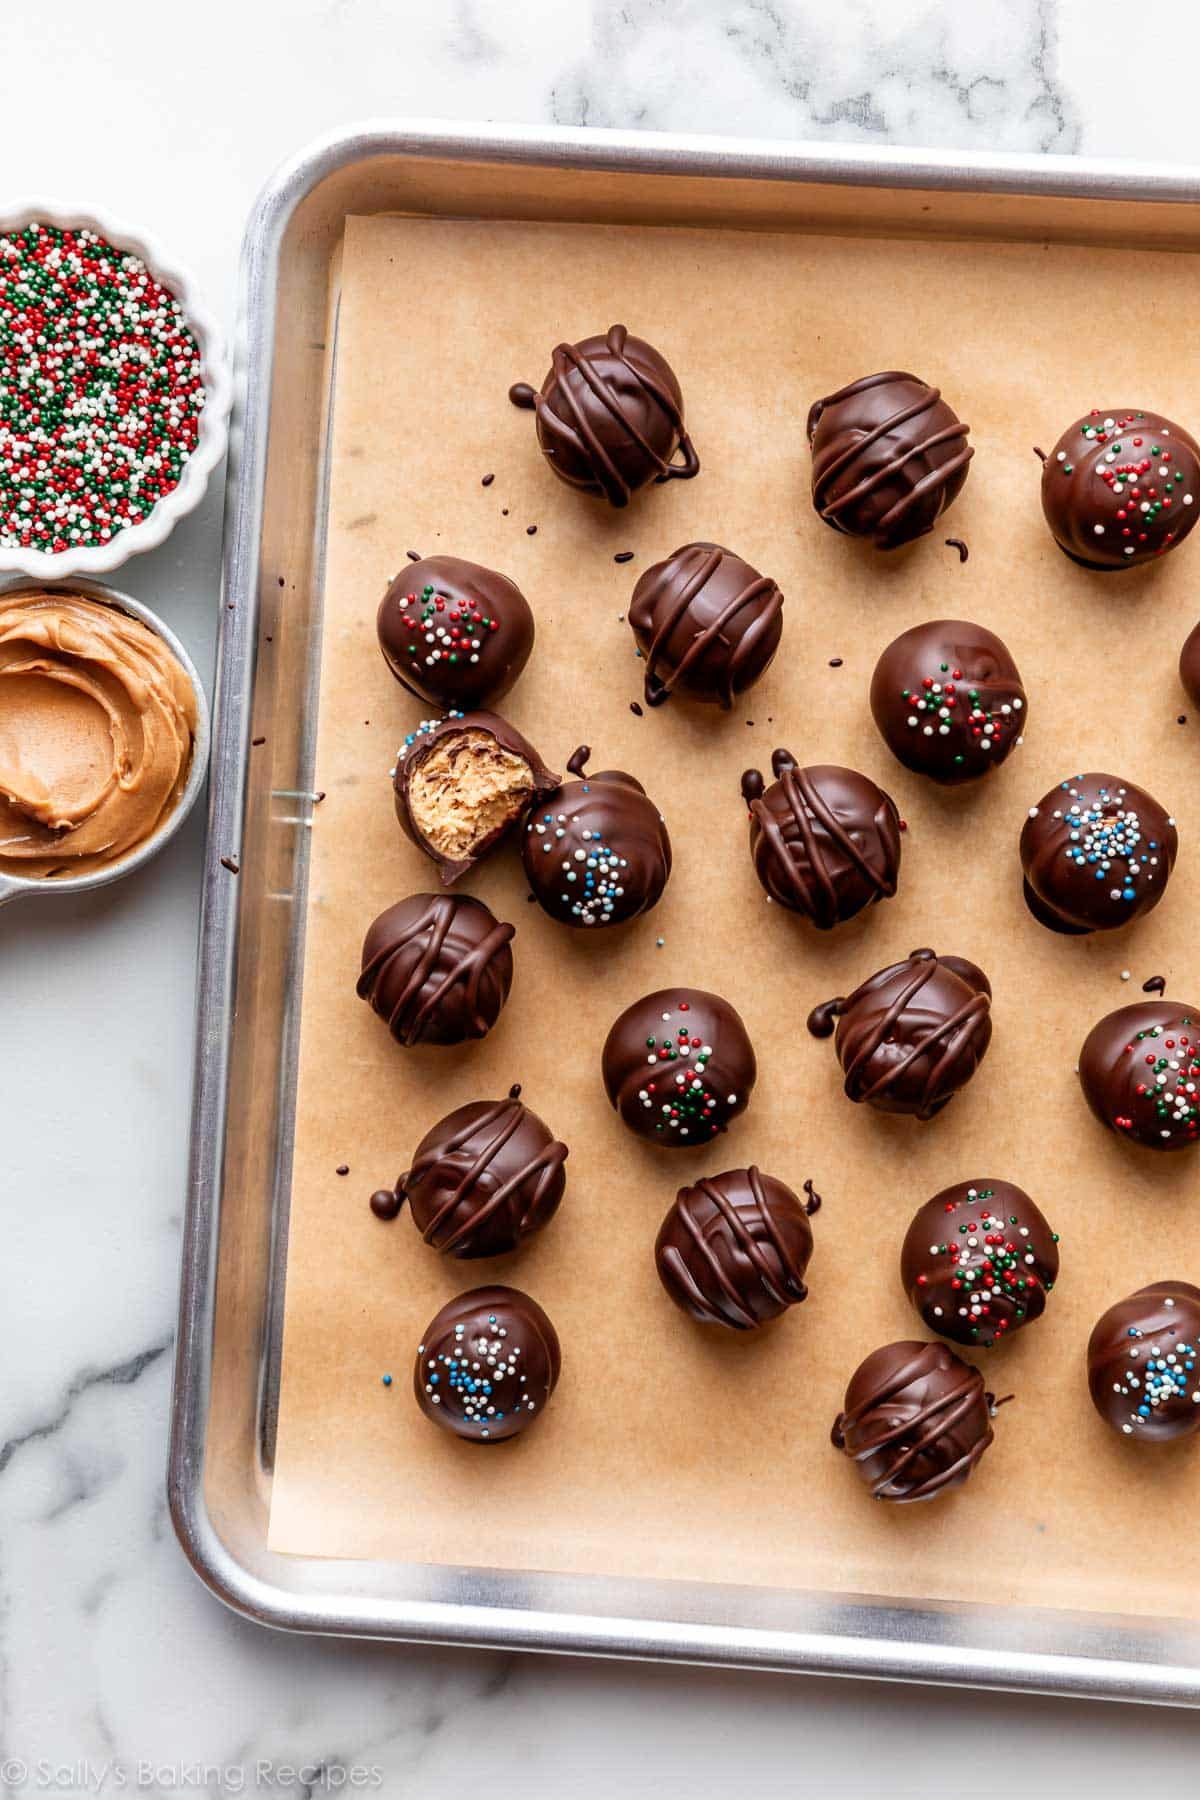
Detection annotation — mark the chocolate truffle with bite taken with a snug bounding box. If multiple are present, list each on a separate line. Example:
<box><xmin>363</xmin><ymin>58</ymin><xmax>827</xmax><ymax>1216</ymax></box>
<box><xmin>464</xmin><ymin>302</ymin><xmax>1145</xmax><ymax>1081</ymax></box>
<box><xmin>807</xmin><ymin>948</ymin><xmax>992</xmax><ymax>1120</ymax></box>
<box><xmin>510</xmin><ymin>323</ymin><xmax>699</xmax><ymax>507</ymax></box>
<box><xmin>357</xmin><ymin>892</ymin><xmax>514</xmax><ymax>1047</ymax></box>
<box><xmin>522</xmin><ymin>746</ymin><xmax>671</xmax><ymax>928</ymax></box>
<box><xmin>807</xmin><ymin>371</ymin><xmax>973</xmax><ymax>549</ymax></box>
<box><xmin>741</xmin><ymin>754</ymin><xmax>901</xmax><ymax>926</ymax></box>
<box><xmin>393</xmin><ymin>710</ymin><xmax>559</xmax><ymax>885</ymax></box>
<box><xmin>377</xmin><ymin>556</ymin><xmax>534</xmax><ymax>711</ymax></box>
<box><xmin>414</xmin><ymin>1285</ymin><xmax>561</xmax><ymax>1442</ymax></box>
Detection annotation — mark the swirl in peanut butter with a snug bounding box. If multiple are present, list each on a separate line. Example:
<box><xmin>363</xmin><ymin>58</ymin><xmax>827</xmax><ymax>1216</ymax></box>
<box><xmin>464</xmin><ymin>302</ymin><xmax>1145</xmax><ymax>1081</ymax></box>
<box><xmin>0</xmin><ymin>590</ymin><xmax>198</xmax><ymax>879</ymax></box>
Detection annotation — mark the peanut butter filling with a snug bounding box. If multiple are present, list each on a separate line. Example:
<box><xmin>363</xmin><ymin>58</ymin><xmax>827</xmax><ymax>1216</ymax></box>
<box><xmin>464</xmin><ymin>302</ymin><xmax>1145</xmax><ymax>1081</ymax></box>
<box><xmin>0</xmin><ymin>590</ymin><xmax>198</xmax><ymax>879</ymax></box>
<box><xmin>405</xmin><ymin>728</ymin><xmax>533</xmax><ymax>861</ymax></box>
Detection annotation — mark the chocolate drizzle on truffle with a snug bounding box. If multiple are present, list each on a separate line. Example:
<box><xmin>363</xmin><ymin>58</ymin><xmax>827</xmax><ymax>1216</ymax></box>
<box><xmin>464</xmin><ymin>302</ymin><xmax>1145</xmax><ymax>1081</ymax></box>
<box><xmin>654</xmin><ymin>1166</ymin><xmax>815</xmax><ymax>1329</ymax></box>
<box><xmin>1087</xmin><ymin>1283</ymin><xmax>1200</xmax><ymax>1441</ymax></box>
<box><xmin>522</xmin><ymin>745</ymin><xmax>671</xmax><ymax>928</ymax></box>
<box><xmin>1078</xmin><ymin>999</ymin><xmax>1200</xmax><ymax>1150</ymax></box>
<box><xmin>414</xmin><ymin>1285</ymin><xmax>561</xmax><ymax>1442</ymax></box>
<box><xmin>388</xmin><ymin>1097</ymin><xmax>568</xmax><ymax>1258</ymax></box>
<box><xmin>807</xmin><ymin>948</ymin><xmax>992</xmax><ymax>1119</ymax></box>
<box><xmin>807</xmin><ymin>372</ymin><xmax>973</xmax><ymax>550</ymax></box>
<box><xmin>512</xmin><ymin>325</ymin><xmax>699</xmax><ymax>507</ymax></box>
<box><xmin>357</xmin><ymin>892</ymin><xmax>515</xmax><ymax>1047</ymax></box>
<box><xmin>602</xmin><ymin>987</ymin><xmax>757</xmax><ymax>1145</ymax></box>
<box><xmin>629</xmin><ymin>542</ymin><xmax>784</xmax><ymax>709</ymax></box>
<box><xmin>831</xmin><ymin>1340</ymin><xmax>998</xmax><ymax>1501</ymax></box>
<box><xmin>741</xmin><ymin>754</ymin><xmax>901</xmax><ymax>927</ymax></box>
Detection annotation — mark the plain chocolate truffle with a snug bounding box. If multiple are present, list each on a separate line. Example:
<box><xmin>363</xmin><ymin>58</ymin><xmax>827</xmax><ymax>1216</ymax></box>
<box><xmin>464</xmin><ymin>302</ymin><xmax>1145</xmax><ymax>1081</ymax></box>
<box><xmin>1040</xmin><ymin>409</ymin><xmax>1200</xmax><ymax>570</ymax></box>
<box><xmin>869</xmin><ymin>619</ymin><xmax>1027</xmax><ymax>785</ymax></box>
<box><xmin>602</xmin><ymin>987</ymin><xmax>757</xmax><ymax>1146</ymax></box>
<box><xmin>1087</xmin><ymin>1283</ymin><xmax>1200</xmax><ymax>1441</ymax></box>
<box><xmin>377</xmin><ymin>556</ymin><xmax>535</xmax><ymax>710</ymax></box>
<box><xmin>392</xmin><ymin>710</ymin><xmax>559</xmax><ymax>885</ymax></box>
<box><xmin>628</xmin><ymin>541</ymin><xmax>784</xmax><ymax>710</ymax></box>
<box><xmin>807</xmin><ymin>371</ymin><xmax>973</xmax><ymax>550</ymax></box>
<box><xmin>654</xmin><ymin>1166</ymin><xmax>817</xmax><ymax>1329</ymax></box>
<box><xmin>807</xmin><ymin>948</ymin><xmax>992</xmax><ymax>1120</ymax></box>
<box><xmin>380</xmin><ymin>1096</ymin><xmax>568</xmax><ymax>1258</ymax></box>
<box><xmin>900</xmin><ymin>1179</ymin><xmax>1059</xmax><ymax>1348</ymax></box>
<box><xmin>522</xmin><ymin>746</ymin><xmax>671</xmax><ymax>928</ymax></box>
<box><xmin>357</xmin><ymin>892</ymin><xmax>515</xmax><ymax>1047</ymax></box>
<box><xmin>832</xmin><ymin>1340</ymin><xmax>998</xmax><ymax>1501</ymax></box>
<box><xmin>1078</xmin><ymin>999</ymin><xmax>1200</xmax><ymax>1150</ymax></box>
<box><xmin>511</xmin><ymin>323</ymin><xmax>699</xmax><ymax>507</ymax></box>
<box><xmin>414</xmin><ymin>1285</ymin><xmax>561</xmax><ymax>1442</ymax></box>
<box><xmin>741</xmin><ymin>754</ymin><xmax>901</xmax><ymax>926</ymax></box>
<box><xmin>1020</xmin><ymin>773</ymin><xmax>1177</xmax><ymax>935</ymax></box>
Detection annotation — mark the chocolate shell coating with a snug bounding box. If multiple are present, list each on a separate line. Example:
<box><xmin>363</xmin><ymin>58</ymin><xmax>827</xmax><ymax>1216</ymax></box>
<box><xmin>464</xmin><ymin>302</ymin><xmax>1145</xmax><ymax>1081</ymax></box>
<box><xmin>1040</xmin><ymin>409</ymin><xmax>1200</xmax><ymax>570</ymax></box>
<box><xmin>522</xmin><ymin>746</ymin><xmax>671</xmax><ymax>928</ymax></box>
<box><xmin>655</xmin><ymin>1166</ymin><xmax>817</xmax><ymax>1329</ymax></box>
<box><xmin>832</xmin><ymin>1340</ymin><xmax>997</xmax><ymax>1501</ymax></box>
<box><xmin>513</xmin><ymin>323</ymin><xmax>699</xmax><ymax>507</ymax></box>
<box><xmin>628</xmin><ymin>542</ymin><xmax>784</xmax><ymax>710</ymax></box>
<box><xmin>869</xmin><ymin>619</ymin><xmax>1027</xmax><ymax>786</ymax></box>
<box><xmin>357</xmin><ymin>892</ymin><xmax>514</xmax><ymax>1047</ymax></box>
<box><xmin>602</xmin><ymin>987</ymin><xmax>757</xmax><ymax>1146</ymax></box>
<box><xmin>386</xmin><ymin>1097</ymin><xmax>567</xmax><ymax>1258</ymax></box>
<box><xmin>807</xmin><ymin>948</ymin><xmax>992</xmax><ymax>1120</ymax></box>
<box><xmin>741</xmin><ymin>754</ymin><xmax>901</xmax><ymax>926</ymax></box>
<box><xmin>392</xmin><ymin>710</ymin><xmax>560</xmax><ymax>885</ymax></box>
<box><xmin>414</xmin><ymin>1284</ymin><xmax>561</xmax><ymax>1442</ymax></box>
<box><xmin>901</xmin><ymin>1180</ymin><xmax>1059</xmax><ymax>1348</ymax></box>
<box><xmin>1180</xmin><ymin>620</ymin><xmax>1200</xmax><ymax>710</ymax></box>
<box><xmin>1087</xmin><ymin>1283</ymin><xmax>1200</xmax><ymax>1442</ymax></box>
<box><xmin>1020</xmin><ymin>773</ymin><xmax>1177</xmax><ymax>936</ymax></box>
<box><xmin>1078</xmin><ymin>999</ymin><xmax>1200</xmax><ymax>1151</ymax></box>
<box><xmin>807</xmin><ymin>371</ymin><xmax>973</xmax><ymax>550</ymax></box>
<box><xmin>377</xmin><ymin>556</ymin><xmax>534</xmax><ymax>711</ymax></box>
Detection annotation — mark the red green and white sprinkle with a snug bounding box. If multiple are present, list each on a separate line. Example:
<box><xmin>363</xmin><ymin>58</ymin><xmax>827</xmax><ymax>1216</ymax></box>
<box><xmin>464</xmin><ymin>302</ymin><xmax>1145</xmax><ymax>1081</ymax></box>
<box><xmin>0</xmin><ymin>221</ymin><xmax>205</xmax><ymax>553</ymax></box>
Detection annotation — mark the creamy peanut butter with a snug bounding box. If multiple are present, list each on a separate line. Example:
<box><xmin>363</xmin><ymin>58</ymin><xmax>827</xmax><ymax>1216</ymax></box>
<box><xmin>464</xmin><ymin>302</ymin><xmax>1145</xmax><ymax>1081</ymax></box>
<box><xmin>0</xmin><ymin>590</ymin><xmax>198</xmax><ymax>879</ymax></box>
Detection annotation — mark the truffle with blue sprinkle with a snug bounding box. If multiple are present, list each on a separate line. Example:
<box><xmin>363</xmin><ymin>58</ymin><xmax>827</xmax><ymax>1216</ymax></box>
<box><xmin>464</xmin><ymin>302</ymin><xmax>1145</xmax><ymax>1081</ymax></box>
<box><xmin>1020</xmin><ymin>772</ymin><xmax>1177</xmax><ymax>934</ymax></box>
<box><xmin>1087</xmin><ymin>1283</ymin><xmax>1200</xmax><ymax>1441</ymax></box>
<box><xmin>413</xmin><ymin>1284</ymin><xmax>561</xmax><ymax>1443</ymax></box>
<box><xmin>522</xmin><ymin>745</ymin><xmax>671</xmax><ymax>929</ymax></box>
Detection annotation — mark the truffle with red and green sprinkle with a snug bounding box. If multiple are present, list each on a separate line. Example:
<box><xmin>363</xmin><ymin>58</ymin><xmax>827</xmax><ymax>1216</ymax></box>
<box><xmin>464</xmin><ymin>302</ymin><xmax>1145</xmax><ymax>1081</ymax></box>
<box><xmin>377</xmin><ymin>555</ymin><xmax>534</xmax><ymax>710</ymax></box>
<box><xmin>869</xmin><ymin>619</ymin><xmax>1027</xmax><ymax>786</ymax></box>
<box><xmin>601</xmin><ymin>987</ymin><xmax>757</xmax><ymax>1146</ymax></box>
<box><xmin>901</xmin><ymin>1179</ymin><xmax>1059</xmax><ymax>1347</ymax></box>
<box><xmin>1079</xmin><ymin>998</ymin><xmax>1200</xmax><ymax>1151</ymax></box>
<box><xmin>1040</xmin><ymin>408</ymin><xmax>1200</xmax><ymax>571</ymax></box>
<box><xmin>0</xmin><ymin>221</ymin><xmax>204</xmax><ymax>554</ymax></box>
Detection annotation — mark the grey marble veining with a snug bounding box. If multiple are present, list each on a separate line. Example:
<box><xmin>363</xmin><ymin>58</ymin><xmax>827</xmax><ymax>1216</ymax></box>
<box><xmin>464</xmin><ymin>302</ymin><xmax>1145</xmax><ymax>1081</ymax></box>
<box><xmin>5</xmin><ymin>1</ymin><xmax>1200</xmax><ymax>1795</ymax></box>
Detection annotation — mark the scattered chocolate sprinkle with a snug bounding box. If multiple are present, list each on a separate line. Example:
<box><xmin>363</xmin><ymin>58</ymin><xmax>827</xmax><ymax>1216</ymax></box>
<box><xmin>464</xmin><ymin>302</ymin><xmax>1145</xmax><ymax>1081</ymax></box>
<box><xmin>828</xmin><ymin>656</ymin><xmax>843</xmax><ymax>668</ymax></box>
<box><xmin>251</xmin><ymin>736</ymin><xmax>266</xmax><ymax>747</ymax></box>
<box><xmin>277</xmin><ymin>577</ymin><xmax>285</xmax><ymax>588</ymax></box>
<box><xmin>481</xmin><ymin>472</ymin><xmax>495</xmax><ymax>487</ymax></box>
<box><xmin>508</xmin><ymin>1082</ymin><xmax>522</xmax><ymax>1100</ymax></box>
<box><xmin>945</xmin><ymin>537</ymin><xmax>969</xmax><ymax>563</ymax></box>
<box><xmin>1142</xmin><ymin>975</ymin><xmax>1167</xmax><ymax>996</ymax></box>
<box><xmin>526</xmin><ymin>524</ymin><xmax>538</xmax><ymax>536</ymax></box>
<box><xmin>629</xmin><ymin>700</ymin><xmax>643</xmax><ymax>717</ymax></box>
<box><xmin>614</xmin><ymin>550</ymin><xmax>635</xmax><ymax>564</ymax></box>
<box><xmin>1032</xmin><ymin>445</ymin><xmax>1047</xmax><ymax>463</ymax></box>
<box><xmin>802</xmin><ymin>1178</ymin><xmax>823</xmax><ymax>1216</ymax></box>
<box><xmin>370</xmin><ymin>1187</ymin><xmax>403</xmax><ymax>1221</ymax></box>
<box><xmin>265</xmin><ymin>635</ymin><xmax>273</xmax><ymax>643</ymax></box>
<box><xmin>1179</xmin><ymin>715</ymin><xmax>1188</xmax><ymax>726</ymax></box>
<box><xmin>313</xmin><ymin>791</ymin><xmax>326</xmax><ymax>804</ymax></box>
<box><xmin>501</xmin><ymin>508</ymin><xmax>509</xmax><ymax>516</ymax></box>
<box><xmin>745</xmin><ymin>719</ymin><xmax>754</xmax><ymax>727</ymax></box>
<box><xmin>335</xmin><ymin>1164</ymin><xmax>349</xmax><ymax>1176</ymax></box>
<box><xmin>406</xmin><ymin>550</ymin><xmax>421</xmax><ymax>562</ymax></box>
<box><xmin>220</xmin><ymin>856</ymin><xmax>239</xmax><ymax>875</ymax></box>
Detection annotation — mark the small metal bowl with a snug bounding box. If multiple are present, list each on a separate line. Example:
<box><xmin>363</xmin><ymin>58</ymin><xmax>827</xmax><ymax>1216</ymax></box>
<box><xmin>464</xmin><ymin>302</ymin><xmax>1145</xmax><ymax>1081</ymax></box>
<box><xmin>0</xmin><ymin>577</ymin><xmax>210</xmax><ymax>907</ymax></box>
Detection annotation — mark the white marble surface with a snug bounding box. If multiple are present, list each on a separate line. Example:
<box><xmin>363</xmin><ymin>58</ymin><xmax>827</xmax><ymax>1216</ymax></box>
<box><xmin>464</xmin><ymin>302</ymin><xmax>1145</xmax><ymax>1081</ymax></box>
<box><xmin>4</xmin><ymin>2</ymin><xmax>1200</xmax><ymax>1793</ymax></box>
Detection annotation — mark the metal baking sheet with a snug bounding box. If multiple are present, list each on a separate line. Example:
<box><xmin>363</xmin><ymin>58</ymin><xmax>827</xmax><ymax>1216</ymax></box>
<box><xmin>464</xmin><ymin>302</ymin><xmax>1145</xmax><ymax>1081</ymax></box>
<box><xmin>170</xmin><ymin>120</ymin><xmax>1200</xmax><ymax>1702</ymax></box>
